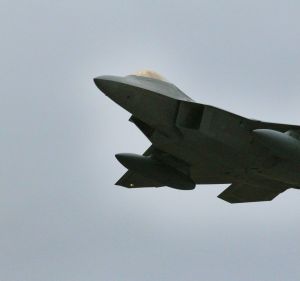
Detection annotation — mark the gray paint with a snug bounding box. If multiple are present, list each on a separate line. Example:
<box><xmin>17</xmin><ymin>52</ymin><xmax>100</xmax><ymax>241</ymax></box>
<box><xmin>94</xmin><ymin>75</ymin><xmax>300</xmax><ymax>202</ymax></box>
<box><xmin>1</xmin><ymin>0</ymin><xmax>300</xmax><ymax>280</ymax></box>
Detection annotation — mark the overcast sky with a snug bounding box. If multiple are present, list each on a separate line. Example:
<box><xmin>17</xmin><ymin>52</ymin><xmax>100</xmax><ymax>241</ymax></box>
<box><xmin>1</xmin><ymin>0</ymin><xmax>300</xmax><ymax>280</ymax></box>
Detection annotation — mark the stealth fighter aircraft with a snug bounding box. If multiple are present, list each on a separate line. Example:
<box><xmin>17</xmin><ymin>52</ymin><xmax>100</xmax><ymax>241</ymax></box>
<box><xmin>94</xmin><ymin>71</ymin><xmax>300</xmax><ymax>203</ymax></box>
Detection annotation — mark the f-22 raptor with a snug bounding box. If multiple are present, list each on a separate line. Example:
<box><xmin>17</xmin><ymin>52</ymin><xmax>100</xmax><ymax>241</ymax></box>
<box><xmin>94</xmin><ymin>70</ymin><xmax>300</xmax><ymax>203</ymax></box>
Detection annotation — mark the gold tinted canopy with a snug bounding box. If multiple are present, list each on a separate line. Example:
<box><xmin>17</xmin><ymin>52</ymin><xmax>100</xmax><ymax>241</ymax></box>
<box><xmin>131</xmin><ymin>70</ymin><xmax>166</xmax><ymax>81</ymax></box>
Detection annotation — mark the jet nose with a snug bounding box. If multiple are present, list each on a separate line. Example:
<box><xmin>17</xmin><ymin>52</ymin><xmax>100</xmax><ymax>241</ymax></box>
<box><xmin>93</xmin><ymin>75</ymin><xmax>137</xmax><ymax>112</ymax></box>
<box><xmin>93</xmin><ymin>76</ymin><xmax>112</xmax><ymax>95</ymax></box>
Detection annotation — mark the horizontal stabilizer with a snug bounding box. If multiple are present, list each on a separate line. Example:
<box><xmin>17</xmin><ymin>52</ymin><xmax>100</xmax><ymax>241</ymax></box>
<box><xmin>218</xmin><ymin>181</ymin><xmax>288</xmax><ymax>203</ymax></box>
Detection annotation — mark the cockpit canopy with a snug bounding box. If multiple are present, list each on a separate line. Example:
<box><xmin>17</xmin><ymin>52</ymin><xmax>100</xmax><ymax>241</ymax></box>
<box><xmin>131</xmin><ymin>70</ymin><xmax>166</xmax><ymax>81</ymax></box>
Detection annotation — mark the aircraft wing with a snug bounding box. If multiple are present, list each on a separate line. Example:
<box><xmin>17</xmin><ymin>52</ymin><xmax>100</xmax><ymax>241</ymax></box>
<box><xmin>115</xmin><ymin>145</ymin><xmax>163</xmax><ymax>188</ymax></box>
<box><xmin>218</xmin><ymin>181</ymin><xmax>288</xmax><ymax>203</ymax></box>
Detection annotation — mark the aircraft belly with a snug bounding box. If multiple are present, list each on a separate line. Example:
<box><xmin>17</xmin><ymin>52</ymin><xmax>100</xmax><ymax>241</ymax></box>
<box><xmin>150</xmin><ymin>129</ymin><xmax>285</xmax><ymax>185</ymax></box>
<box><xmin>258</xmin><ymin>161</ymin><xmax>300</xmax><ymax>187</ymax></box>
<box><xmin>150</xmin><ymin>131</ymin><xmax>242</xmax><ymax>184</ymax></box>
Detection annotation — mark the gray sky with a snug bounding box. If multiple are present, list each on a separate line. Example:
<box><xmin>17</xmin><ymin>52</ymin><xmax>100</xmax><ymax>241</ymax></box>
<box><xmin>1</xmin><ymin>0</ymin><xmax>300</xmax><ymax>280</ymax></box>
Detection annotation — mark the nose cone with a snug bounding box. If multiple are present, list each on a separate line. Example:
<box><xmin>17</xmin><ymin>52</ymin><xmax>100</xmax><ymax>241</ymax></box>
<box><xmin>94</xmin><ymin>75</ymin><xmax>137</xmax><ymax>112</ymax></box>
<box><xmin>93</xmin><ymin>76</ymin><xmax>115</xmax><ymax>95</ymax></box>
<box><xmin>93</xmin><ymin>75</ymin><xmax>130</xmax><ymax>107</ymax></box>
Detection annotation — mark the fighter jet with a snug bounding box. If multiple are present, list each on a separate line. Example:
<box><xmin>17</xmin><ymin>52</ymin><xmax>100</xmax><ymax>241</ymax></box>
<box><xmin>94</xmin><ymin>70</ymin><xmax>300</xmax><ymax>203</ymax></box>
